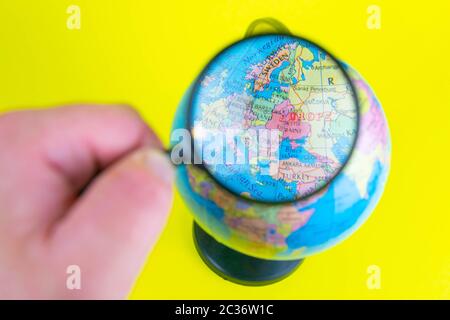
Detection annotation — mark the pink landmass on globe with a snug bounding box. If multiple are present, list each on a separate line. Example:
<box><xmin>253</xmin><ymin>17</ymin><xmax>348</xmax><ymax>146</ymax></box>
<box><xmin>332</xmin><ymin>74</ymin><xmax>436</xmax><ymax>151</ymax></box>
<box><xmin>296</xmin><ymin>180</ymin><xmax>320</xmax><ymax>195</ymax></box>
<box><xmin>266</xmin><ymin>100</ymin><xmax>311</xmax><ymax>140</ymax></box>
<box><xmin>355</xmin><ymin>80</ymin><xmax>388</xmax><ymax>153</ymax></box>
<box><xmin>277</xmin><ymin>206</ymin><xmax>314</xmax><ymax>231</ymax></box>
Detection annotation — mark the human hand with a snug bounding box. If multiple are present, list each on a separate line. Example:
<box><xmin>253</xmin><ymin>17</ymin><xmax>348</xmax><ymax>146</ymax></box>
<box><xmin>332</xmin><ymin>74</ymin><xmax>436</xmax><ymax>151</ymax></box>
<box><xmin>0</xmin><ymin>105</ymin><xmax>174</xmax><ymax>299</ymax></box>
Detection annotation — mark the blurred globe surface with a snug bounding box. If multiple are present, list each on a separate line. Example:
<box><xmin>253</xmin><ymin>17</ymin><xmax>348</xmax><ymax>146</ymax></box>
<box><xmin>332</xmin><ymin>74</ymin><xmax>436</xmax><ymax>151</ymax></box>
<box><xmin>171</xmin><ymin>34</ymin><xmax>390</xmax><ymax>260</ymax></box>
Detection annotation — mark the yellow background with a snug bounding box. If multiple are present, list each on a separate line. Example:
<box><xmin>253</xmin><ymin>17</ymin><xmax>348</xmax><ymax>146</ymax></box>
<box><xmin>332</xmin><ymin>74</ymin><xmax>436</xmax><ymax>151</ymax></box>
<box><xmin>0</xmin><ymin>1</ymin><xmax>449</xmax><ymax>299</ymax></box>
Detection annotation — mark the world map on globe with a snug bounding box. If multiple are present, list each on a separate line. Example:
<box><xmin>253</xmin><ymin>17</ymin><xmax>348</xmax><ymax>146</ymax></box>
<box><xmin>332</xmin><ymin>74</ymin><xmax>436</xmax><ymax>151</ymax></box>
<box><xmin>189</xmin><ymin>35</ymin><xmax>359</xmax><ymax>202</ymax></box>
<box><xmin>172</xmin><ymin>34</ymin><xmax>390</xmax><ymax>260</ymax></box>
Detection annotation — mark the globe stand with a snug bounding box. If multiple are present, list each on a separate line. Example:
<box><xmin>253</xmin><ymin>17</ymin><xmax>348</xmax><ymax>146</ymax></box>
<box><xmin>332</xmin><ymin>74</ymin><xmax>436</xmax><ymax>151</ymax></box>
<box><xmin>193</xmin><ymin>222</ymin><xmax>303</xmax><ymax>286</ymax></box>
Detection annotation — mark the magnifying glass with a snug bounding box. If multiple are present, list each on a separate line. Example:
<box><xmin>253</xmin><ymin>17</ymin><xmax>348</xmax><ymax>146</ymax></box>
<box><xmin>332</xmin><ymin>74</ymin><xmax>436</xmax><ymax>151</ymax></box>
<box><xmin>177</xmin><ymin>33</ymin><xmax>359</xmax><ymax>205</ymax></box>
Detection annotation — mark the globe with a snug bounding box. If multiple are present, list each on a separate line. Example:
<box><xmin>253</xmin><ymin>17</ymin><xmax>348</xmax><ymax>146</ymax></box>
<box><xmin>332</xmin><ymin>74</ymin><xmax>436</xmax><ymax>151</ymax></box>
<box><xmin>171</xmin><ymin>34</ymin><xmax>390</xmax><ymax>265</ymax></box>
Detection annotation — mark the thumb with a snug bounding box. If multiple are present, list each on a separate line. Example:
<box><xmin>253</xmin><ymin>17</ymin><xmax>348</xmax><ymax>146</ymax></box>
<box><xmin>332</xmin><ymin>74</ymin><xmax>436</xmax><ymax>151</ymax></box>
<box><xmin>49</xmin><ymin>148</ymin><xmax>174</xmax><ymax>299</ymax></box>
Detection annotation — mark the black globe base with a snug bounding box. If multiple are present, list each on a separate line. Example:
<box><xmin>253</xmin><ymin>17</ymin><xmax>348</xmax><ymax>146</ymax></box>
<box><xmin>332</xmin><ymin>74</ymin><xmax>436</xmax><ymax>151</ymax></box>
<box><xmin>193</xmin><ymin>222</ymin><xmax>303</xmax><ymax>286</ymax></box>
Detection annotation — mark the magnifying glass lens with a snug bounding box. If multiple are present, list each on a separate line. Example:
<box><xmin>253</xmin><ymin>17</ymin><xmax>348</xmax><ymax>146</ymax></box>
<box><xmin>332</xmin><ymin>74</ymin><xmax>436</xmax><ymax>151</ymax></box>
<box><xmin>189</xmin><ymin>34</ymin><xmax>358</xmax><ymax>203</ymax></box>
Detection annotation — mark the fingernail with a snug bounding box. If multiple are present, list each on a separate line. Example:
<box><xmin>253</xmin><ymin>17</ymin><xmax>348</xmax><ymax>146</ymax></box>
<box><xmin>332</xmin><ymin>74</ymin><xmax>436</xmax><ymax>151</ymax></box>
<box><xmin>143</xmin><ymin>149</ymin><xmax>174</xmax><ymax>186</ymax></box>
